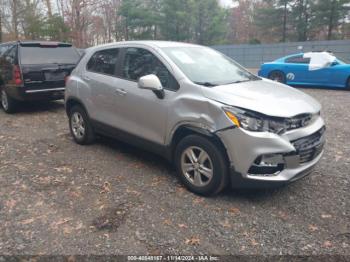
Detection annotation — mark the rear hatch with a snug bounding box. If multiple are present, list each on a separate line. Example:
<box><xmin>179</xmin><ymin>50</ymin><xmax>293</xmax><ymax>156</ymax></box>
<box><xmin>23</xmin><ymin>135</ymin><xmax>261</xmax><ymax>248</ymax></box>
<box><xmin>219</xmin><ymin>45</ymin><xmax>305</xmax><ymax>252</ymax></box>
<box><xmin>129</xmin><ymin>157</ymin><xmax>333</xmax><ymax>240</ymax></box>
<box><xmin>19</xmin><ymin>42</ymin><xmax>80</xmax><ymax>91</ymax></box>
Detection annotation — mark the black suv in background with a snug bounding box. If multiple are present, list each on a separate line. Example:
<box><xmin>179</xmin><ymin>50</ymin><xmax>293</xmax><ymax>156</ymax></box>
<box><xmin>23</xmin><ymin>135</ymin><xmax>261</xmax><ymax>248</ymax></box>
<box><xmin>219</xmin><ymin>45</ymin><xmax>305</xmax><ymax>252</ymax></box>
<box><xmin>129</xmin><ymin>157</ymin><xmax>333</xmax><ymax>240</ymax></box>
<box><xmin>0</xmin><ymin>41</ymin><xmax>80</xmax><ymax>113</ymax></box>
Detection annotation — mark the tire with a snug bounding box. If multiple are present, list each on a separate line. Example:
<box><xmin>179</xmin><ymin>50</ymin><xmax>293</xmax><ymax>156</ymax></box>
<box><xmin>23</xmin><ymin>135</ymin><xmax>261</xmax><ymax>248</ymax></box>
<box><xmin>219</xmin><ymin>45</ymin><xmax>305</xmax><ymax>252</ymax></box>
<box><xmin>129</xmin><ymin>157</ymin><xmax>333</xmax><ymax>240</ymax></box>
<box><xmin>174</xmin><ymin>134</ymin><xmax>228</xmax><ymax>196</ymax></box>
<box><xmin>346</xmin><ymin>77</ymin><xmax>350</xmax><ymax>91</ymax></box>
<box><xmin>68</xmin><ymin>105</ymin><xmax>95</xmax><ymax>145</ymax></box>
<box><xmin>268</xmin><ymin>71</ymin><xmax>286</xmax><ymax>84</ymax></box>
<box><xmin>1</xmin><ymin>88</ymin><xmax>17</xmax><ymax>114</ymax></box>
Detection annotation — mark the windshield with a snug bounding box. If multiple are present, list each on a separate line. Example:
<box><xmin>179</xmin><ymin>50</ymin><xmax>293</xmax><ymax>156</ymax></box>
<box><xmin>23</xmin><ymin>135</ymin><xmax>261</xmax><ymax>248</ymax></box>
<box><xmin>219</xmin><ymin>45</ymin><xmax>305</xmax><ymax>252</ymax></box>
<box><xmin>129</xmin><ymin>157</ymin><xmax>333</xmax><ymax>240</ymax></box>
<box><xmin>20</xmin><ymin>46</ymin><xmax>80</xmax><ymax>65</ymax></box>
<box><xmin>162</xmin><ymin>46</ymin><xmax>259</xmax><ymax>86</ymax></box>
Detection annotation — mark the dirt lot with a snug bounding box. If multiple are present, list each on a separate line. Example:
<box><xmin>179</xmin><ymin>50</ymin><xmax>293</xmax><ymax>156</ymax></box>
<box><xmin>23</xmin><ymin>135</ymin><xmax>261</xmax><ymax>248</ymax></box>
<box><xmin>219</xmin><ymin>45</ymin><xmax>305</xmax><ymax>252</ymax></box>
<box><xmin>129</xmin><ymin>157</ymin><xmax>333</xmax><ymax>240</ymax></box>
<box><xmin>0</xmin><ymin>88</ymin><xmax>349</xmax><ymax>256</ymax></box>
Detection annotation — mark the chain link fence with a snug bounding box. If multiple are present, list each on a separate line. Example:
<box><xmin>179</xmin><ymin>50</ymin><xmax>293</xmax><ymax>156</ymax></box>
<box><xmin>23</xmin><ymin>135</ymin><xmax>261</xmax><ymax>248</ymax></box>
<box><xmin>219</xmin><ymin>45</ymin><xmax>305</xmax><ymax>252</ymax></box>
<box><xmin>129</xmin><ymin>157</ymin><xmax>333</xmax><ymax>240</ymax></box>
<box><xmin>213</xmin><ymin>40</ymin><xmax>350</xmax><ymax>69</ymax></box>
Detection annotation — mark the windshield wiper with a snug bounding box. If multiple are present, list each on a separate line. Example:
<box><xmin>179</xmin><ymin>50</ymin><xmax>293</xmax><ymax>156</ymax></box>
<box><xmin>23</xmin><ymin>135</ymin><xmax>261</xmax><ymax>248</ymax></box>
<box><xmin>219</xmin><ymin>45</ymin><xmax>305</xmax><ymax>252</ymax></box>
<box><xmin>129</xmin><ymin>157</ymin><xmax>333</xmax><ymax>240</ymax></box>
<box><xmin>194</xmin><ymin>81</ymin><xmax>217</xmax><ymax>87</ymax></box>
<box><xmin>225</xmin><ymin>79</ymin><xmax>252</xmax><ymax>85</ymax></box>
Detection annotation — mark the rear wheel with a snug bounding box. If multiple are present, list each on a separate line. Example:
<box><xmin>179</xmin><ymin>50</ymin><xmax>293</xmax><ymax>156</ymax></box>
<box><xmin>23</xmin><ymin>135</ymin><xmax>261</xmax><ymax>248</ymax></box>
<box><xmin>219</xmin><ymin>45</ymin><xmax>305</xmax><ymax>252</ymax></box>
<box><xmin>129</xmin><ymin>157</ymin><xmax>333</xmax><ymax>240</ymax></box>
<box><xmin>68</xmin><ymin>105</ymin><xmax>95</xmax><ymax>145</ymax></box>
<box><xmin>268</xmin><ymin>71</ymin><xmax>286</xmax><ymax>83</ymax></box>
<box><xmin>346</xmin><ymin>77</ymin><xmax>350</xmax><ymax>91</ymax></box>
<box><xmin>1</xmin><ymin>89</ymin><xmax>17</xmax><ymax>114</ymax></box>
<box><xmin>174</xmin><ymin>135</ymin><xmax>228</xmax><ymax>196</ymax></box>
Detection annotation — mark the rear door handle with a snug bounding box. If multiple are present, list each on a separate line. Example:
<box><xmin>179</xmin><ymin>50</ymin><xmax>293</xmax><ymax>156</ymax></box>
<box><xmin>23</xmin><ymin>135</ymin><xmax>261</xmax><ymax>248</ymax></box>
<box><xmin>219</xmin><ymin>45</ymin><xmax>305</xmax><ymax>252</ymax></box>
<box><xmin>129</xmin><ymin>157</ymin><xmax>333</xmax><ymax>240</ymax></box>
<box><xmin>115</xmin><ymin>88</ymin><xmax>127</xmax><ymax>96</ymax></box>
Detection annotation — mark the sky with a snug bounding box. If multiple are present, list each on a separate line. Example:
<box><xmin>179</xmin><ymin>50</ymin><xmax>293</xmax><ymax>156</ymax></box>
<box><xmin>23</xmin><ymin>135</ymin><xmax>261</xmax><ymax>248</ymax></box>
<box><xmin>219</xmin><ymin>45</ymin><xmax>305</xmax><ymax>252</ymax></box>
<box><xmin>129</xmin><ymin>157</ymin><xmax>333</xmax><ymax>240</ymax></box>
<box><xmin>218</xmin><ymin>0</ymin><xmax>238</xmax><ymax>8</ymax></box>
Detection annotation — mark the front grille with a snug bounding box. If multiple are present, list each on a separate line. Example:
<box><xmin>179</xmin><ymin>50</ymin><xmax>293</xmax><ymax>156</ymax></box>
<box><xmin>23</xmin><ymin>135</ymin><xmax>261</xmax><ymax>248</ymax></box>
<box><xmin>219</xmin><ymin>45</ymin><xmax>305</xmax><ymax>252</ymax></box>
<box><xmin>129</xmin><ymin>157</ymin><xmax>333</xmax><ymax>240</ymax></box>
<box><xmin>292</xmin><ymin>127</ymin><xmax>326</xmax><ymax>164</ymax></box>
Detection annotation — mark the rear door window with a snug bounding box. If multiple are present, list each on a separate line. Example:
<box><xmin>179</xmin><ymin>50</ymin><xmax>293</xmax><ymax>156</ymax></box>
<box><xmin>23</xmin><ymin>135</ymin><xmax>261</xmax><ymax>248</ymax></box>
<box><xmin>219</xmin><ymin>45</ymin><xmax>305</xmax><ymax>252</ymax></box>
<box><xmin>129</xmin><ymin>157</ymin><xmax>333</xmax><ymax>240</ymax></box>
<box><xmin>4</xmin><ymin>45</ymin><xmax>18</xmax><ymax>64</ymax></box>
<box><xmin>122</xmin><ymin>47</ymin><xmax>179</xmax><ymax>91</ymax></box>
<box><xmin>20</xmin><ymin>45</ymin><xmax>80</xmax><ymax>65</ymax></box>
<box><xmin>87</xmin><ymin>48</ymin><xmax>120</xmax><ymax>76</ymax></box>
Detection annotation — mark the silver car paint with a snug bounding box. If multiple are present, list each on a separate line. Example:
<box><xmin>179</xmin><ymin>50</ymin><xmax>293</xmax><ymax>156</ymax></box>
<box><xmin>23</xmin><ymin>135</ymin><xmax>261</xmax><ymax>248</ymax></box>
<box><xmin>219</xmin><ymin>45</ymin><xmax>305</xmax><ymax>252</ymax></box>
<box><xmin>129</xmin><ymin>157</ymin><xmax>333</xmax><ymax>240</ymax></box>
<box><xmin>202</xmin><ymin>78</ymin><xmax>321</xmax><ymax>117</ymax></box>
<box><xmin>66</xmin><ymin>41</ymin><xmax>325</xmax><ymax>183</ymax></box>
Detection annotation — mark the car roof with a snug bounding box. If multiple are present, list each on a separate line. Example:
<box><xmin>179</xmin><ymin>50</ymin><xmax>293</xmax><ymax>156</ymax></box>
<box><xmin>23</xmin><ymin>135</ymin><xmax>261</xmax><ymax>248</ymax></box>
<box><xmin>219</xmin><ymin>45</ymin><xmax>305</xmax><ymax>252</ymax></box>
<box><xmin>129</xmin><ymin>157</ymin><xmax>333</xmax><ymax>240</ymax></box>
<box><xmin>86</xmin><ymin>40</ymin><xmax>202</xmax><ymax>51</ymax></box>
<box><xmin>19</xmin><ymin>40</ymin><xmax>72</xmax><ymax>46</ymax></box>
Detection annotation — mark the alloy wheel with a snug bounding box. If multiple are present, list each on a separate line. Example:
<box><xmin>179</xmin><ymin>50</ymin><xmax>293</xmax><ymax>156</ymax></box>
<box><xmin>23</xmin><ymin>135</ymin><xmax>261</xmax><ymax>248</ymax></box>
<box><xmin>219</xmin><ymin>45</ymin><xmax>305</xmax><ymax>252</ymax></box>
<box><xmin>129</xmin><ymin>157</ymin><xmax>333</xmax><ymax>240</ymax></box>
<box><xmin>181</xmin><ymin>146</ymin><xmax>213</xmax><ymax>187</ymax></box>
<box><xmin>71</xmin><ymin>111</ymin><xmax>86</xmax><ymax>139</ymax></box>
<box><xmin>1</xmin><ymin>90</ymin><xmax>9</xmax><ymax>110</ymax></box>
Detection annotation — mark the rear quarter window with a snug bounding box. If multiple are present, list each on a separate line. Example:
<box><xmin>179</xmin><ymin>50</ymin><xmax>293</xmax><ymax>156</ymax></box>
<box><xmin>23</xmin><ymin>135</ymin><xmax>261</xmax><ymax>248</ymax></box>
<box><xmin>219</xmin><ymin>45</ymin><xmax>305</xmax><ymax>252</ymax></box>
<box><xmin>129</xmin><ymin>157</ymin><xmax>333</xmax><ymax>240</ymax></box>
<box><xmin>285</xmin><ymin>56</ymin><xmax>310</xmax><ymax>64</ymax></box>
<box><xmin>86</xmin><ymin>48</ymin><xmax>119</xmax><ymax>76</ymax></box>
<box><xmin>20</xmin><ymin>46</ymin><xmax>80</xmax><ymax>65</ymax></box>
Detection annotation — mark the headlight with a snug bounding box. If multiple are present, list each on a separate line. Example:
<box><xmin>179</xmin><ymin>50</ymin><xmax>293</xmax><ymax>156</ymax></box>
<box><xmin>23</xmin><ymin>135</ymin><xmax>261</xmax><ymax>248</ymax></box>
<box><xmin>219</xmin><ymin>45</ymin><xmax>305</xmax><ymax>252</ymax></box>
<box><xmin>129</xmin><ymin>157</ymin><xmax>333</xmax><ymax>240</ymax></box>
<box><xmin>223</xmin><ymin>107</ymin><xmax>287</xmax><ymax>134</ymax></box>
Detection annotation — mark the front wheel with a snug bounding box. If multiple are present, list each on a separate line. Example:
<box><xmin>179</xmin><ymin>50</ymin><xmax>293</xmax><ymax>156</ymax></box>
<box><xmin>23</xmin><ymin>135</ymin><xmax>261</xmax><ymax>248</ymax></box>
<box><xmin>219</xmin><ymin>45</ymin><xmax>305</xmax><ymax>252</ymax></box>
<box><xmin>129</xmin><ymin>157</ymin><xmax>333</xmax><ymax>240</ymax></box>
<box><xmin>174</xmin><ymin>135</ymin><xmax>228</xmax><ymax>196</ymax></box>
<box><xmin>1</xmin><ymin>89</ymin><xmax>17</xmax><ymax>114</ymax></box>
<box><xmin>268</xmin><ymin>71</ymin><xmax>286</xmax><ymax>83</ymax></box>
<box><xmin>346</xmin><ymin>78</ymin><xmax>350</xmax><ymax>91</ymax></box>
<box><xmin>68</xmin><ymin>105</ymin><xmax>95</xmax><ymax>145</ymax></box>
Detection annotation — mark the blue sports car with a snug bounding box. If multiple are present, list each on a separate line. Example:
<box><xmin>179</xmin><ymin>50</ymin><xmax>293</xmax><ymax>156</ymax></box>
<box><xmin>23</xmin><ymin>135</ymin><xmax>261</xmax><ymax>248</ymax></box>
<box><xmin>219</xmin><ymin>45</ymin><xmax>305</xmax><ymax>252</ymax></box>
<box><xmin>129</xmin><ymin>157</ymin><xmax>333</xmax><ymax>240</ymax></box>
<box><xmin>258</xmin><ymin>52</ymin><xmax>350</xmax><ymax>90</ymax></box>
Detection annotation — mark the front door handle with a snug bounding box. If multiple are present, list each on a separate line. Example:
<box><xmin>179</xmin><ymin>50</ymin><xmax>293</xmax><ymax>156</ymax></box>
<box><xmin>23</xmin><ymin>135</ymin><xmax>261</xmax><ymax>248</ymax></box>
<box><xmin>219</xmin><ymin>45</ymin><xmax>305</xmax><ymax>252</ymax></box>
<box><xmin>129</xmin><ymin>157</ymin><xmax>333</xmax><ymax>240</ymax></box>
<box><xmin>115</xmin><ymin>88</ymin><xmax>127</xmax><ymax>96</ymax></box>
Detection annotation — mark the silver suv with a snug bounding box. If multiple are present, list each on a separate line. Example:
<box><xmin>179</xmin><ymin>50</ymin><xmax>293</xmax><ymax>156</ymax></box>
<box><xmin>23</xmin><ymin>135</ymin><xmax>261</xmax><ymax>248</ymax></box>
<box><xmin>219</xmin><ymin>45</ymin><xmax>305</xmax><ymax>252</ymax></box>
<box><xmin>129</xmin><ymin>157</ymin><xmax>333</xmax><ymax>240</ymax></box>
<box><xmin>65</xmin><ymin>41</ymin><xmax>325</xmax><ymax>195</ymax></box>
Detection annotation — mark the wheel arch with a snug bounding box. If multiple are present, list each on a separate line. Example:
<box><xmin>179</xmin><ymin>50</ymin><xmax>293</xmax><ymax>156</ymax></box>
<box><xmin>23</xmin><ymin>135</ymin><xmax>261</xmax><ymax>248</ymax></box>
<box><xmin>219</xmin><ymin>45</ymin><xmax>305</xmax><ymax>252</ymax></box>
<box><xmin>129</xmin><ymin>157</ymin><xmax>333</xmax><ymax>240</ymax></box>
<box><xmin>169</xmin><ymin>125</ymin><xmax>230</xmax><ymax>164</ymax></box>
<box><xmin>268</xmin><ymin>69</ymin><xmax>286</xmax><ymax>77</ymax></box>
<box><xmin>346</xmin><ymin>75</ymin><xmax>350</xmax><ymax>90</ymax></box>
<box><xmin>65</xmin><ymin>97</ymin><xmax>89</xmax><ymax>117</ymax></box>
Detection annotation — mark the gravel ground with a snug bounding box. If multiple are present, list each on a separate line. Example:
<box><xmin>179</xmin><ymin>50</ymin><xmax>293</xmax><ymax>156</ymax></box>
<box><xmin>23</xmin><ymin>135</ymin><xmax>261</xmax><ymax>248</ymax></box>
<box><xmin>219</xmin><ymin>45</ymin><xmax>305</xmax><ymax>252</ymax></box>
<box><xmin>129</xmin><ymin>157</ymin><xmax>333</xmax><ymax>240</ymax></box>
<box><xmin>0</xmin><ymin>88</ymin><xmax>349</xmax><ymax>256</ymax></box>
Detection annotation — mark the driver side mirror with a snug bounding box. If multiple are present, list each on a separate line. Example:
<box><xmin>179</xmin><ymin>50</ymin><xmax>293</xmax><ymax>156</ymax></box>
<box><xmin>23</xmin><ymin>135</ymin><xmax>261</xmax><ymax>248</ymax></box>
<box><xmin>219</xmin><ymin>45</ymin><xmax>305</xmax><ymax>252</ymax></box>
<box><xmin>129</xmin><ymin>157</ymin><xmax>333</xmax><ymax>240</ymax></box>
<box><xmin>138</xmin><ymin>74</ymin><xmax>165</xmax><ymax>99</ymax></box>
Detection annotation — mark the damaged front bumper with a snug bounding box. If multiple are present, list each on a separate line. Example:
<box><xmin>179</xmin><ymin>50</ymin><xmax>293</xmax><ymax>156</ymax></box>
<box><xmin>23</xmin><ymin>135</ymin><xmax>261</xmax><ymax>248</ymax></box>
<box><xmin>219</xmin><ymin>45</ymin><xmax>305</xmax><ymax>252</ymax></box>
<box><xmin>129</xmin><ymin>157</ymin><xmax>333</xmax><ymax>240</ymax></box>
<box><xmin>216</xmin><ymin>116</ymin><xmax>325</xmax><ymax>188</ymax></box>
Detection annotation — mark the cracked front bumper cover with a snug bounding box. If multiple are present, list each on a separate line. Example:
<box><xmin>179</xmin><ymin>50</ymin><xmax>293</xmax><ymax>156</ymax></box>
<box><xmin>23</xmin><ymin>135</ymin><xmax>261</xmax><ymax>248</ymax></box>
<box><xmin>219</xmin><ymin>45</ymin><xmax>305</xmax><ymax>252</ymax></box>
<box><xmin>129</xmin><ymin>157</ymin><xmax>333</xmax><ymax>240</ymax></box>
<box><xmin>216</xmin><ymin>116</ymin><xmax>325</xmax><ymax>188</ymax></box>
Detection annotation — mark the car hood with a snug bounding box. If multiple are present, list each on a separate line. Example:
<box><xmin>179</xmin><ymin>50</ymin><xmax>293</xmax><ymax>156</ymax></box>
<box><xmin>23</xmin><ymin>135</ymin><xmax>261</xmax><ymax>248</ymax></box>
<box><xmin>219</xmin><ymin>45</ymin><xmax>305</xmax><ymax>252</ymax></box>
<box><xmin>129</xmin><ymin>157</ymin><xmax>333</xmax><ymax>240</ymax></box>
<box><xmin>202</xmin><ymin>79</ymin><xmax>321</xmax><ymax>118</ymax></box>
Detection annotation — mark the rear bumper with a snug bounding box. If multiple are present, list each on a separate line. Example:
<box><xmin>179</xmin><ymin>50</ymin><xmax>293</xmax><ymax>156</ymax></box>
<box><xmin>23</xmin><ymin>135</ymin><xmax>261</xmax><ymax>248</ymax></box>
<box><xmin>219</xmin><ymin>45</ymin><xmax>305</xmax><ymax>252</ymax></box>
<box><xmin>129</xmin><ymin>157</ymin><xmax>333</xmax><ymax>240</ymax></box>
<box><xmin>5</xmin><ymin>85</ymin><xmax>65</xmax><ymax>101</ymax></box>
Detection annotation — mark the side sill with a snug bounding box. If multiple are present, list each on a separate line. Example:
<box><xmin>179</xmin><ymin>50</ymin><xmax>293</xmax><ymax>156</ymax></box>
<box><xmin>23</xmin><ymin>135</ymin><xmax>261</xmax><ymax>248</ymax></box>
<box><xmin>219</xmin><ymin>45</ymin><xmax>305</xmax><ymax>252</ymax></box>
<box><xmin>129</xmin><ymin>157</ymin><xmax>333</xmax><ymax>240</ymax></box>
<box><xmin>91</xmin><ymin>119</ymin><xmax>172</xmax><ymax>162</ymax></box>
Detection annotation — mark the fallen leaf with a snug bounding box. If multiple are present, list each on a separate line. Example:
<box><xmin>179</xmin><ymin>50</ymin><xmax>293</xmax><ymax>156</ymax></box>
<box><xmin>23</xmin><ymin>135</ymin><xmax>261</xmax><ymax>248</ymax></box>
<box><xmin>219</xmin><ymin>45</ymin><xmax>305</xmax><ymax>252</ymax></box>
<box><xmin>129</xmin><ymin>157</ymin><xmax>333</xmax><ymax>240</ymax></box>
<box><xmin>176</xmin><ymin>186</ymin><xmax>186</xmax><ymax>194</ymax></box>
<box><xmin>100</xmin><ymin>182</ymin><xmax>111</xmax><ymax>194</ymax></box>
<box><xmin>308</xmin><ymin>224</ymin><xmax>318</xmax><ymax>232</ymax></box>
<box><xmin>34</xmin><ymin>201</ymin><xmax>44</xmax><ymax>207</ymax></box>
<box><xmin>321</xmin><ymin>214</ymin><xmax>332</xmax><ymax>219</ymax></box>
<box><xmin>178</xmin><ymin>224</ymin><xmax>188</xmax><ymax>229</ymax></box>
<box><xmin>63</xmin><ymin>225</ymin><xmax>72</xmax><ymax>235</ymax></box>
<box><xmin>5</xmin><ymin>199</ymin><xmax>16</xmax><ymax>210</ymax></box>
<box><xmin>151</xmin><ymin>177</ymin><xmax>165</xmax><ymax>186</ymax></box>
<box><xmin>277</xmin><ymin>211</ymin><xmax>288</xmax><ymax>221</ymax></box>
<box><xmin>323</xmin><ymin>241</ymin><xmax>332</xmax><ymax>248</ymax></box>
<box><xmin>193</xmin><ymin>197</ymin><xmax>205</xmax><ymax>204</ymax></box>
<box><xmin>56</xmin><ymin>218</ymin><xmax>71</xmax><ymax>226</ymax></box>
<box><xmin>219</xmin><ymin>219</ymin><xmax>231</xmax><ymax>228</ymax></box>
<box><xmin>163</xmin><ymin>219</ymin><xmax>172</xmax><ymax>226</ymax></box>
<box><xmin>126</xmin><ymin>188</ymin><xmax>141</xmax><ymax>196</ymax></box>
<box><xmin>67</xmin><ymin>256</ymin><xmax>76</xmax><ymax>262</ymax></box>
<box><xmin>51</xmin><ymin>218</ymin><xmax>71</xmax><ymax>229</ymax></box>
<box><xmin>228</xmin><ymin>207</ymin><xmax>240</xmax><ymax>215</ymax></box>
<box><xmin>250</xmin><ymin>239</ymin><xmax>259</xmax><ymax>246</ymax></box>
<box><xmin>239</xmin><ymin>246</ymin><xmax>246</xmax><ymax>252</ymax></box>
<box><xmin>185</xmin><ymin>236</ymin><xmax>200</xmax><ymax>245</ymax></box>
<box><xmin>54</xmin><ymin>166</ymin><xmax>73</xmax><ymax>173</ymax></box>
<box><xmin>69</xmin><ymin>191</ymin><xmax>81</xmax><ymax>198</ymax></box>
<box><xmin>75</xmin><ymin>222</ymin><xmax>84</xmax><ymax>230</ymax></box>
<box><xmin>21</xmin><ymin>218</ymin><xmax>35</xmax><ymax>225</ymax></box>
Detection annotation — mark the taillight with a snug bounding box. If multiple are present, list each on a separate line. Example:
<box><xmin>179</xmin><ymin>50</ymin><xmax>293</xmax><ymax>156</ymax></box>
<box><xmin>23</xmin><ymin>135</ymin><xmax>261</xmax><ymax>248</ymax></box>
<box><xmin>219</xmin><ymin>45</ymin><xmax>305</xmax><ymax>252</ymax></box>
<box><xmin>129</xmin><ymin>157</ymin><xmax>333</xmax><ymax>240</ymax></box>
<box><xmin>13</xmin><ymin>65</ymin><xmax>22</xmax><ymax>85</ymax></box>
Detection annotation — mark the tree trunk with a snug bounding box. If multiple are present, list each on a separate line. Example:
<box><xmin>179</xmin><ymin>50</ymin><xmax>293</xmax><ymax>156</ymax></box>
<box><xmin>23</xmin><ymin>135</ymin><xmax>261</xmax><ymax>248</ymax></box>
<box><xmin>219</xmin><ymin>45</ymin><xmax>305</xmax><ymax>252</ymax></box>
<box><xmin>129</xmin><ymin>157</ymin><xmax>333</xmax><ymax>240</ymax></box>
<box><xmin>282</xmin><ymin>0</ymin><xmax>287</xmax><ymax>42</ymax></box>
<box><xmin>327</xmin><ymin>0</ymin><xmax>336</xmax><ymax>40</ymax></box>
<box><xmin>303</xmin><ymin>0</ymin><xmax>309</xmax><ymax>41</ymax></box>
<box><xmin>0</xmin><ymin>9</ymin><xmax>2</xmax><ymax>43</ymax></box>
<box><xmin>45</xmin><ymin>0</ymin><xmax>53</xmax><ymax>18</ymax></box>
<box><xmin>12</xmin><ymin>0</ymin><xmax>19</xmax><ymax>39</ymax></box>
